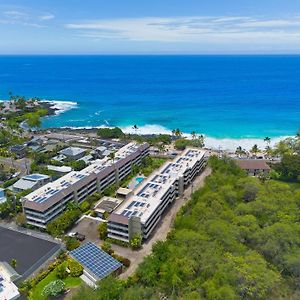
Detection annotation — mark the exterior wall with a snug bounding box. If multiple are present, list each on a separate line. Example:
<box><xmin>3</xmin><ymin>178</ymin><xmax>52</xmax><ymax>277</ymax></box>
<box><xmin>108</xmin><ymin>150</ymin><xmax>206</xmax><ymax>243</ymax></box>
<box><xmin>23</xmin><ymin>144</ymin><xmax>149</xmax><ymax>228</ymax></box>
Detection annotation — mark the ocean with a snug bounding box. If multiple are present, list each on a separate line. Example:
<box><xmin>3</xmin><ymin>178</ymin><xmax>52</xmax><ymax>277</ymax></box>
<box><xmin>0</xmin><ymin>55</ymin><xmax>300</xmax><ymax>149</ymax></box>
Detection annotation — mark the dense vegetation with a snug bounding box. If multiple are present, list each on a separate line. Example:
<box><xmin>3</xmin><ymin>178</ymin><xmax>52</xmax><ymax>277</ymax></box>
<box><xmin>72</xmin><ymin>157</ymin><xmax>300</xmax><ymax>300</ymax></box>
<box><xmin>97</xmin><ymin>127</ymin><xmax>125</xmax><ymax>139</ymax></box>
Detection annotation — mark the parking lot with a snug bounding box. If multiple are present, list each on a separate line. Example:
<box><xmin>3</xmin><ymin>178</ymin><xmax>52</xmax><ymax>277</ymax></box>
<box><xmin>70</xmin><ymin>216</ymin><xmax>101</xmax><ymax>243</ymax></box>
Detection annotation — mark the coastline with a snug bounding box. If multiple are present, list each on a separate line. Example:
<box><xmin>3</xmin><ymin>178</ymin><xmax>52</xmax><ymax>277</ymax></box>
<box><xmin>40</xmin><ymin>100</ymin><xmax>290</xmax><ymax>151</ymax></box>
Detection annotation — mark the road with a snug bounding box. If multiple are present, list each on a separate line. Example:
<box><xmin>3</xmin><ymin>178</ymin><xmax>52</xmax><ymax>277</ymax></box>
<box><xmin>113</xmin><ymin>166</ymin><xmax>212</xmax><ymax>279</ymax></box>
<box><xmin>0</xmin><ymin>157</ymin><xmax>31</xmax><ymax>175</ymax></box>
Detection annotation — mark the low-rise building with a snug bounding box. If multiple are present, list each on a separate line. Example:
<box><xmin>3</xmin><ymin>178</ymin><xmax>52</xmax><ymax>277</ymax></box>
<box><xmin>12</xmin><ymin>174</ymin><xmax>51</xmax><ymax>193</ymax></box>
<box><xmin>47</xmin><ymin>165</ymin><xmax>72</xmax><ymax>175</ymax></box>
<box><xmin>108</xmin><ymin>148</ymin><xmax>206</xmax><ymax>243</ymax></box>
<box><xmin>235</xmin><ymin>159</ymin><xmax>271</xmax><ymax>176</ymax></box>
<box><xmin>0</xmin><ymin>262</ymin><xmax>21</xmax><ymax>300</ymax></box>
<box><xmin>9</xmin><ymin>144</ymin><xmax>26</xmax><ymax>159</ymax></box>
<box><xmin>94</xmin><ymin>196</ymin><xmax>123</xmax><ymax>218</ymax></box>
<box><xmin>59</xmin><ymin>147</ymin><xmax>86</xmax><ymax>160</ymax></box>
<box><xmin>22</xmin><ymin>143</ymin><xmax>149</xmax><ymax>228</ymax></box>
<box><xmin>69</xmin><ymin>242</ymin><xmax>122</xmax><ymax>287</ymax></box>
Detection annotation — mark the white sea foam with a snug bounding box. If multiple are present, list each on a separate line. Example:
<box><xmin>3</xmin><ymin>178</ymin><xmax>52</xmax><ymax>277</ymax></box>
<box><xmin>60</xmin><ymin>123</ymin><xmax>290</xmax><ymax>151</ymax></box>
<box><xmin>41</xmin><ymin>100</ymin><xmax>78</xmax><ymax>115</ymax></box>
<box><xmin>119</xmin><ymin>124</ymin><xmax>289</xmax><ymax>151</ymax></box>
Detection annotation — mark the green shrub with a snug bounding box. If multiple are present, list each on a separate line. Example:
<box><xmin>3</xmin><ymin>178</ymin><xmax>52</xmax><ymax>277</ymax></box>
<box><xmin>42</xmin><ymin>280</ymin><xmax>65</xmax><ymax>297</ymax></box>
<box><xmin>130</xmin><ymin>234</ymin><xmax>142</xmax><ymax>250</ymax></box>
<box><xmin>64</xmin><ymin>236</ymin><xmax>80</xmax><ymax>251</ymax></box>
<box><xmin>46</xmin><ymin>208</ymin><xmax>81</xmax><ymax>237</ymax></box>
<box><xmin>67</xmin><ymin>258</ymin><xmax>83</xmax><ymax>277</ymax></box>
<box><xmin>56</xmin><ymin>262</ymin><xmax>68</xmax><ymax>279</ymax></box>
<box><xmin>97</xmin><ymin>222</ymin><xmax>108</xmax><ymax>240</ymax></box>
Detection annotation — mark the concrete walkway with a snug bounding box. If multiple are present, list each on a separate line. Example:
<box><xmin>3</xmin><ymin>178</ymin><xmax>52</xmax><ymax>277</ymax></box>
<box><xmin>114</xmin><ymin>166</ymin><xmax>212</xmax><ymax>279</ymax></box>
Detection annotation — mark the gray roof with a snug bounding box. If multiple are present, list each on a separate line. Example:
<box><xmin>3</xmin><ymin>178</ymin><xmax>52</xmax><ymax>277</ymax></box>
<box><xmin>60</xmin><ymin>147</ymin><xmax>86</xmax><ymax>157</ymax></box>
<box><xmin>13</xmin><ymin>179</ymin><xmax>37</xmax><ymax>191</ymax></box>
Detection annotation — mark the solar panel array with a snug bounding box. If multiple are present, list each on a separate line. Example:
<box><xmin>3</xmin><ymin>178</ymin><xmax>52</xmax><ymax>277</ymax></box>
<box><xmin>70</xmin><ymin>242</ymin><xmax>122</xmax><ymax>280</ymax></box>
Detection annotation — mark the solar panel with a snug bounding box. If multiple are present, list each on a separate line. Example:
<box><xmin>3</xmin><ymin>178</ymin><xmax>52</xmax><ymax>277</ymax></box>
<box><xmin>70</xmin><ymin>242</ymin><xmax>122</xmax><ymax>280</ymax></box>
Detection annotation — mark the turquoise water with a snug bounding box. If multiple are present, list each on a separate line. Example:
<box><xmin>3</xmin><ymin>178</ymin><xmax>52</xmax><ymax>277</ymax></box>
<box><xmin>0</xmin><ymin>55</ymin><xmax>300</xmax><ymax>142</ymax></box>
<box><xmin>136</xmin><ymin>177</ymin><xmax>145</xmax><ymax>184</ymax></box>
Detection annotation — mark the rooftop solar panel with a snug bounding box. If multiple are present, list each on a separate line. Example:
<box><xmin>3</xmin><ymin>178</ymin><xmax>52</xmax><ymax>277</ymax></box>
<box><xmin>70</xmin><ymin>242</ymin><xmax>122</xmax><ymax>280</ymax></box>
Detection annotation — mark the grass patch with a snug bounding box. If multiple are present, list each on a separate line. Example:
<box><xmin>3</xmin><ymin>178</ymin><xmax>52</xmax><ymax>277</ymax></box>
<box><xmin>29</xmin><ymin>267</ymin><xmax>82</xmax><ymax>300</ymax></box>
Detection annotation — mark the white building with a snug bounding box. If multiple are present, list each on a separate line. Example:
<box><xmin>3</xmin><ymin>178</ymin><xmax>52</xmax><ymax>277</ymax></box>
<box><xmin>0</xmin><ymin>262</ymin><xmax>20</xmax><ymax>300</ymax></box>
<box><xmin>22</xmin><ymin>143</ymin><xmax>149</xmax><ymax>228</ymax></box>
<box><xmin>12</xmin><ymin>174</ymin><xmax>51</xmax><ymax>193</ymax></box>
<box><xmin>108</xmin><ymin>148</ymin><xmax>206</xmax><ymax>243</ymax></box>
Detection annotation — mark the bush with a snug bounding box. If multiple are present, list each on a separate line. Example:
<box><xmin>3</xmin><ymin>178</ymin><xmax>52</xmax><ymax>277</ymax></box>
<box><xmin>101</xmin><ymin>241</ymin><xmax>113</xmax><ymax>255</ymax></box>
<box><xmin>121</xmin><ymin>258</ymin><xmax>131</xmax><ymax>268</ymax></box>
<box><xmin>46</xmin><ymin>208</ymin><xmax>81</xmax><ymax>237</ymax></box>
<box><xmin>80</xmin><ymin>200</ymin><xmax>90</xmax><ymax>212</ymax></box>
<box><xmin>67</xmin><ymin>258</ymin><xmax>83</xmax><ymax>277</ymax></box>
<box><xmin>56</xmin><ymin>262</ymin><xmax>68</xmax><ymax>279</ymax></box>
<box><xmin>98</xmin><ymin>222</ymin><xmax>108</xmax><ymax>240</ymax></box>
<box><xmin>130</xmin><ymin>234</ymin><xmax>142</xmax><ymax>250</ymax></box>
<box><xmin>97</xmin><ymin>127</ymin><xmax>124</xmax><ymax>139</ymax></box>
<box><xmin>106</xmin><ymin>237</ymin><xmax>129</xmax><ymax>248</ymax></box>
<box><xmin>42</xmin><ymin>280</ymin><xmax>65</xmax><ymax>297</ymax></box>
<box><xmin>65</xmin><ymin>236</ymin><xmax>80</xmax><ymax>251</ymax></box>
<box><xmin>3</xmin><ymin>177</ymin><xmax>18</xmax><ymax>188</ymax></box>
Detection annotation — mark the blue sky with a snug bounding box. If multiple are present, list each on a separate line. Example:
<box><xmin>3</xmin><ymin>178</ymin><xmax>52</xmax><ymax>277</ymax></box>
<box><xmin>1</xmin><ymin>0</ymin><xmax>300</xmax><ymax>54</ymax></box>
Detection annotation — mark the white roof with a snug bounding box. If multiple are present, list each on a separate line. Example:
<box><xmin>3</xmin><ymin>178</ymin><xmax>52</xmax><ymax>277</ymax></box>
<box><xmin>114</xmin><ymin>148</ymin><xmax>205</xmax><ymax>223</ymax></box>
<box><xmin>47</xmin><ymin>165</ymin><xmax>72</xmax><ymax>173</ymax></box>
<box><xmin>0</xmin><ymin>264</ymin><xmax>20</xmax><ymax>300</ymax></box>
<box><xmin>24</xmin><ymin>143</ymin><xmax>143</xmax><ymax>204</ymax></box>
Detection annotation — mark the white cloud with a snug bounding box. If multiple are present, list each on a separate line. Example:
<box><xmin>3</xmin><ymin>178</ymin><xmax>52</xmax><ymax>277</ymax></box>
<box><xmin>1</xmin><ymin>8</ymin><xmax>53</xmax><ymax>27</ymax></box>
<box><xmin>39</xmin><ymin>14</ymin><xmax>55</xmax><ymax>21</ymax></box>
<box><xmin>65</xmin><ymin>16</ymin><xmax>300</xmax><ymax>46</ymax></box>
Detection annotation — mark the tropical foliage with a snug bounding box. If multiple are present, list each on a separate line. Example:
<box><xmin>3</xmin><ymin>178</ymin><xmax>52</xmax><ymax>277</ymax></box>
<box><xmin>72</xmin><ymin>157</ymin><xmax>300</xmax><ymax>300</ymax></box>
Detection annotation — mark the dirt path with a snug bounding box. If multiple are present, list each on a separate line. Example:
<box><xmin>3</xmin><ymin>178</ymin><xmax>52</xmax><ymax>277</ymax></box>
<box><xmin>115</xmin><ymin>166</ymin><xmax>212</xmax><ymax>279</ymax></box>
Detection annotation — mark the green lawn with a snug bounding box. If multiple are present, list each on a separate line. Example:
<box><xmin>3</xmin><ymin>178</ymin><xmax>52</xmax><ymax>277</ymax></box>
<box><xmin>29</xmin><ymin>267</ymin><xmax>82</xmax><ymax>300</ymax></box>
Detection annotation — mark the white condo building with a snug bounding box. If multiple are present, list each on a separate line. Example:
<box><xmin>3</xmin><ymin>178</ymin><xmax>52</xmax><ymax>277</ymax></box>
<box><xmin>108</xmin><ymin>148</ymin><xmax>206</xmax><ymax>242</ymax></box>
<box><xmin>22</xmin><ymin>143</ymin><xmax>149</xmax><ymax>228</ymax></box>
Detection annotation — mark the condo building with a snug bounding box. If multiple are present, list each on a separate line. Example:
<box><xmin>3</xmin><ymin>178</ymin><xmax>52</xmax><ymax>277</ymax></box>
<box><xmin>108</xmin><ymin>148</ymin><xmax>206</xmax><ymax>243</ymax></box>
<box><xmin>22</xmin><ymin>143</ymin><xmax>149</xmax><ymax>228</ymax></box>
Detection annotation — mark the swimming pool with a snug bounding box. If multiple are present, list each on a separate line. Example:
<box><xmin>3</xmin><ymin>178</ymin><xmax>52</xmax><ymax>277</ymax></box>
<box><xmin>136</xmin><ymin>176</ymin><xmax>144</xmax><ymax>184</ymax></box>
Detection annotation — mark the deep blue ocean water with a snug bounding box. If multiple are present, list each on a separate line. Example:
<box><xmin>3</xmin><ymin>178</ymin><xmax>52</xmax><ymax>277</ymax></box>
<box><xmin>0</xmin><ymin>55</ymin><xmax>300</xmax><ymax>140</ymax></box>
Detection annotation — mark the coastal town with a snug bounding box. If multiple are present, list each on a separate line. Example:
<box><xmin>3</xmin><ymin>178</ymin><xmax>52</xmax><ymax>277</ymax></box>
<box><xmin>0</xmin><ymin>96</ymin><xmax>299</xmax><ymax>300</ymax></box>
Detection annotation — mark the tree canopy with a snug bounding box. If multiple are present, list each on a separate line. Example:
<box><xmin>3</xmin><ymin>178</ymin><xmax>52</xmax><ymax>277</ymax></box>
<box><xmin>72</xmin><ymin>156</ymin><xmax>300</xmax><ymax>300</ymax></box>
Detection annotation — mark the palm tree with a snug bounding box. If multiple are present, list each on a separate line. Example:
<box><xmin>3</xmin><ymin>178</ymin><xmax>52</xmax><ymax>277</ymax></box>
<box><xmin>191</xmin><ymin>131</ymin><xmax>197</xmax><ymax>140</ymax></box>
<box><xmin>10</xmin><ymin>258</ymin><xmax>17</xmax><ymax>269</ymax></box>
<box><xmin>132</xmin><ymin>124</ymin><xmax>138</xmax><ymax>135</ymax></box>
<box><xmin>251</xmin><ymin>144</ymin><xmax>260</xmax><ymax>157</ymax></box>
<box><xmin>235</xmin><ymin>146</ymin><xmax>245</xmax><ymax>156</ymax></box>
<box><xmin>174</xmin><ymin>128</ymin><xmax>182</xmax><ymax>138</ymax></box>
<box><xmin>264</xmin><ymin>136</ymin><xmax>271</xmax><ymax>146</ymax></box>
<box><xmin>198</xmin><ymin>134</ymin><xmax>205</xmax><ymax>148</ymax></box>
<box><xmin>171</xmin><ymin>129</ymin><xmax>176</xmax><ymax>137</ymax></box>
<box><xmin>109</xmin><ymin>151</ymin><xmax>116</xmax><ymax>163</ymax></box>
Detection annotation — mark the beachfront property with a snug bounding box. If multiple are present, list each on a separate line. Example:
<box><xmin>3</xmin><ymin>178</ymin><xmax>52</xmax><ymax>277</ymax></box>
<box><xmin>12</xmin><ymin>173</ymin><xmax>51</xmax><ymax>193</ymax></box>
<box><xmin>22</xmin><ymin>142</ymin><xmax>149</xmax><ymax>228</ymax></box>
<box><xmin>107</xmin><ymin>148</ymin><xmax>206</xmax><ymax>243</ymax></box>
<box><xmin>235</xmin><ymin>159</ymin><xmax>271</xmax><ymax>176</ymax></box>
